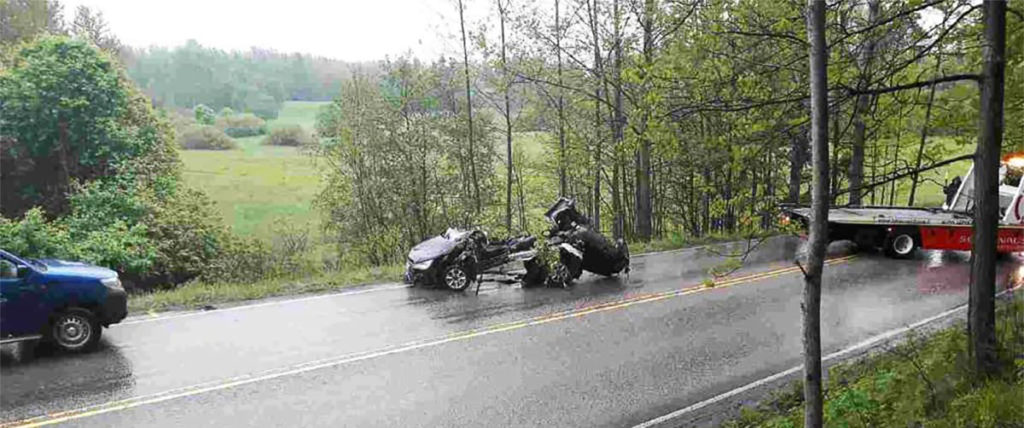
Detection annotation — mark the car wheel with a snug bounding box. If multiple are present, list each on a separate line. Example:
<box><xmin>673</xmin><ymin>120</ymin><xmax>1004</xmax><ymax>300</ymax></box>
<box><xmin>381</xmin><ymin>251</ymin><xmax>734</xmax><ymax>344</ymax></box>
<box><xmin>884</xmin><ymin>232</ymin><xmax>917</xmax><ymax>259</ymax></box>
<box><xmin>551</xmin><ymin>263</ymin><xmax>573</xmax><ymax>288</ymax></box>
<box><xmin>49</xmin><ymin>308</ymin><xmax>101</xmax><ymax>352</ymax></box>
<box><xmin>443</xmin><ymin>265</ymin><xmax>471</xmax><ymax>291</ymax></box>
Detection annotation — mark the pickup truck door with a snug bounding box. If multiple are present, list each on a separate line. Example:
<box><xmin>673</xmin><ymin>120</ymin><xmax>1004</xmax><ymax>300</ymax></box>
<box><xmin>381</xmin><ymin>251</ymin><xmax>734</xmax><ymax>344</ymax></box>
<box><xmin>0</xmin><ymin>261</ymin><xmax>48</xmax><ymax>337</ymax></box>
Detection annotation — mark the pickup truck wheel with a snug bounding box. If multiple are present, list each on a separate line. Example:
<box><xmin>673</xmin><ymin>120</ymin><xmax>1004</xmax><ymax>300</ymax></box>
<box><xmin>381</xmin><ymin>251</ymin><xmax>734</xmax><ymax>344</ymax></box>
<box><xmin>884</xmin><ymin>233</ymin><xmax>917</xmax><ymax>259</ymax></box>
<box><xmin>49</xmin><ymin>308</ymin><xmax>101</xmax><ymax>352</ymax></box>
<box><xmin>443</xmin><ymin>265</ymin><xmax>471</xmax><ymax>291</ymax></box>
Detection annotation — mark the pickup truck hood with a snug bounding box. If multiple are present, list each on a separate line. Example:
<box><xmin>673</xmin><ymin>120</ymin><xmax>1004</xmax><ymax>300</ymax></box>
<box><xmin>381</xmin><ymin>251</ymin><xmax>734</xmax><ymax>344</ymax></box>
<box><xmin>408</xmin><ymin>236</ymin><xmax>459</xmax><ymax>263</ymax></box>
<box><xmin>37</xmin><ymin>259</ymin><xmax>118</xmax><ymax>280</ymax></box>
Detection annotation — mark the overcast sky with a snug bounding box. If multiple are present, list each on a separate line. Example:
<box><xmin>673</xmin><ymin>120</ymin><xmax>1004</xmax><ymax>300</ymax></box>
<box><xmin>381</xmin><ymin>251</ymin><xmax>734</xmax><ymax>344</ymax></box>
<box><xmin>60</xmin><ymin>0</ymin><xmax>481</xmax><ymax>62</ymax></box>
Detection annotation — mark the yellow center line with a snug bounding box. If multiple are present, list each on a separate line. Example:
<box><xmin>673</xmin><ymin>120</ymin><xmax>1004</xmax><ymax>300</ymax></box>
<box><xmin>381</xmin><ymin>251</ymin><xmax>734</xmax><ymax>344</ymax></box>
<box><xmin>2</xmin><ymin>255</ymin><xmax>857</xmax><ymax>428</ymax></box>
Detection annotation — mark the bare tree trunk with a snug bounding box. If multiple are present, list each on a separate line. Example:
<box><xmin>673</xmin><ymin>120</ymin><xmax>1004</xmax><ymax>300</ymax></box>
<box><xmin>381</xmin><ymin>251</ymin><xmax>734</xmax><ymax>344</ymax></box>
<box><xmin>847</xmin><ymin>0</ymin><xmax>879</xmax><ymax>206</ymax></box>
<box><xmin>588</xmin><ymin>0</ymin><xmax>604</xmax><ymax>232</ymax></box>
<box><xmin>970</xmin><ymin>0</ymin><xmax>1006</xmax><ymax>380</ymax></box>
<box><xmin>634</xmin><ymin>0</ymin><xmax>655</xmax><ymax>241</ymax></box>
<box><xmin>788</xmin><ymin>131</ymin><xmax>806</xmax><ymax>203</ymax></box>
<box><xmin>908</xmin><ymin>57</ymin><xmax>942</xmax><ymax>206</ymax></box>
<box><xmin>803</xmin><ymin>1</ymin><xmax>829</xmax><ymax>426</ymax></box>
<box><xmin>458</xmin><ymin>0</ymin><xmax>481</xmax><ymax>213</ymax></box>
<box><xmin>499</xmin><ymin>0</ymin><xmax>513</xmax><ymax>234</ymax></box>
<box><xmin>611</xmin><ymin>0</ymin><xmax>625</xmax><ymax>240</ymax></box>
<box><xmin>555</xmin><ymin>0</ymin><xmax>568</xmax><ymax>197</ymax></box>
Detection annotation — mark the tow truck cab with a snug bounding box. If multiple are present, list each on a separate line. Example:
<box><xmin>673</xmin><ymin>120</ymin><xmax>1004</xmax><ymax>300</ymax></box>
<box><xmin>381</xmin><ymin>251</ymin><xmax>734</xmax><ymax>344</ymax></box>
<box><xmin>0</xmin><ymin>249</ymin><xmax>127</xmax><ymax>352</ymax></box>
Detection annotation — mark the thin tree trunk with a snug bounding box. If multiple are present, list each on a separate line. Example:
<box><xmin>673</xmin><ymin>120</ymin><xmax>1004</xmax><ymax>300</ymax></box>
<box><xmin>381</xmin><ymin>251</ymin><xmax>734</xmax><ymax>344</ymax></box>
<box><xmin>611</xmin><ymin>0</ymin><xmax>625</xmax><ymax>240</ymax></box>
<box><xmin>788</xmin><ymin>131</ymin><xmax>806</xmax><ymax>203</ymax></box>
<box><xmin>458</xmin><ymin>0</ymin><xmax>481</xmax><ymax>213</ymax></box>
<box><xmin>970</xmin><ymin>0</ymin><xmax>1006</xmax><ymax>380</ymax></box>
<box><xmin>589</xmin><ymin>0</ymin><xmax>603</xmax><ymax>232</ymax></box>
<box><xmin>908</xmin><ymin>57</ymin><xmax>942</xmax><ymax>206</ymax></box>
<box><xmin>635</xmin><ymin>0</ymin><xmax>655</xmax><ymax>241</ymax></box>
<box><xmin>803</xmin><ymin>1</ymin><xmax>829</xmax><ymax>426</ymax></box>
<box><xmin>499</xmin><ymin>0</ymin><xmax>513</xmax><ymax>234</ymax></box>
<box><xmin>847</xmin><ymin>0</ymin><xmax>879</xmax><ymax>206</ymax></box>
<box><xmin>555</xmin><ymin>0</ymin><xmax>568</xmax><ymax>197</ymax></box>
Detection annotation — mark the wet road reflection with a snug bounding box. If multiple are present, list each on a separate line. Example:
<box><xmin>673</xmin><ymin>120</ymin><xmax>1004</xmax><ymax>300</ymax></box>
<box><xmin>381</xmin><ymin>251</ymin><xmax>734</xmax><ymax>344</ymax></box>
<box><xmin>0</xmin><ymin>236</ymin><xmax>1020</xmax><ymax>427</ymax></box>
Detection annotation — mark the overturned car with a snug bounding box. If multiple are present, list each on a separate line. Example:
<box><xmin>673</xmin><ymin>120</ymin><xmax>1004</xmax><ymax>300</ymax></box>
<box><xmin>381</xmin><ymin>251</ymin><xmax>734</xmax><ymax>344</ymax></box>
<box><xmin>524</xmin><ymin>197</ymin><xmax>630</xmax><ymax>287</ymax></box>
<box><xmin>404</xmin><ymin>197</ymin><xmax>630</xmax><ymax>291</ymax></box>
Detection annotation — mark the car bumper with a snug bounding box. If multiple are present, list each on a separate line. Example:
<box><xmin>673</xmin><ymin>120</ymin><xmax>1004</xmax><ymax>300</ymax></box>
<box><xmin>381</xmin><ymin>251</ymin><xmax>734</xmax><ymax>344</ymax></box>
<box><xmin>101</xmin><ymin>287</ymin><xmax>128</xmax><ymax>326</ymax></box>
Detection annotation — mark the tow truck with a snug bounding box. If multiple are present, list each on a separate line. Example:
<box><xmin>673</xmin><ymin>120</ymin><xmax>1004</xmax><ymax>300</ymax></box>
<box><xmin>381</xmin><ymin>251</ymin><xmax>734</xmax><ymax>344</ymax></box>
<box><xmin>783</xmin><ymin>155</ymin><xmax>1024</xmax><ymax>258</ymax></box>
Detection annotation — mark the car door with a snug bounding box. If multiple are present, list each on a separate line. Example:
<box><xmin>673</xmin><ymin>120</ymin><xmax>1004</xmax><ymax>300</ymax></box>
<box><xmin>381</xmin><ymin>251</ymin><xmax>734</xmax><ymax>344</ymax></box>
<box><xmin>0</xmin><ymin>257</ymin><xmax>48</xmax><ymax>337</ymax></box>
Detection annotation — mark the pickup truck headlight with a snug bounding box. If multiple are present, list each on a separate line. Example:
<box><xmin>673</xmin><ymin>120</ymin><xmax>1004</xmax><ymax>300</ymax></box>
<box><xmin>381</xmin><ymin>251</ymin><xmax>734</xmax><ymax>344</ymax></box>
<box><xmin>101</xmin><ymin>277</ymin><xmax>123</xmax><ymax>290</ymax></box>
<box><xmin>410</xmin><ymin>260</ymin><xmax>433</xmax><ymax>271</ymax></box>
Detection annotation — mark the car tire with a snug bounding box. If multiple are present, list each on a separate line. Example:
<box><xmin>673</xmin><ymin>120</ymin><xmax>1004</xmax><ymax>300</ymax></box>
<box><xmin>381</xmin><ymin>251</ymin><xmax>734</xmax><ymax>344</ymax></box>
<box><xmin>443</xmin><ymin>265</ymin><xmax>472</xmax><ymax>291</ymax></box>
<box><xmin>48</xmin><ymin>307</ymin><xmax>101</xmax><ymax>352</ymax></box>
<box><xmin>884</xmin><ymin>232</ymin><xmax>917</xmax><ymax>259</ymax></box>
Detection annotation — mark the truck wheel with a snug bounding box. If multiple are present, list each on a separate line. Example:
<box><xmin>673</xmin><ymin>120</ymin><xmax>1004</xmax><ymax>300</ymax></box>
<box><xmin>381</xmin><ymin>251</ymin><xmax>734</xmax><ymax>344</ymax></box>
<box><xmin>443</xmin><ymin>265</ymin><xmax>471</xmax><ymax>291</ymax></box>
<box><xmin>884</xmin><ymin>233</ymin><xmax>917</xmax><ymax>259</ymax></box>
<box><xmin>49</xmin><ymin>308</ymin><xmax>101</xmax><ymax>352</ymax></box>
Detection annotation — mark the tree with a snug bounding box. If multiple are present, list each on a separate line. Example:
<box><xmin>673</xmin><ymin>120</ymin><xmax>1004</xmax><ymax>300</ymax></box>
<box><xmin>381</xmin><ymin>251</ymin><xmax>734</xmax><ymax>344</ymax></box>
<box><xmin>458</xmin><ymin>0</ymin><xmax>482</xmax><ymax>214</ymax></box>
<box><xmin>499</xmin><ymin>0</ymin><xmax>514</xmax><ymax>234</ymax></box>
<box><xmin>801</xmin><ymin>0</ymin><xmax>829</xmax><ymax>426</ymax></box>
<box><xmin>847</xmin><ymin>0</ymin><xmax>879</xmax><ymax>206</ymax></box>
<box><xmin>969</xmin><ymin>0</ymin><xmax>1006</xmax><ymax>379</ymax></box>
<box><xmin>0</xmin><ymin>0</ymin><xmax>64</xmax><ymax>43</ymax></box>
<box><xmin>71</xmin><ymin>5</ymin><xmax>120</xmax><ymax>54</ymax></box>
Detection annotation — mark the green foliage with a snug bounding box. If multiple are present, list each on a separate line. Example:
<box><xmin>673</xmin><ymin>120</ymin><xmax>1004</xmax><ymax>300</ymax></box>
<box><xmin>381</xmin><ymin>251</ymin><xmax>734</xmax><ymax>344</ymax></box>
<box><xmin>216</xmin><ymin>113</ymin><xmax>266</xmax><ymax>138</ymax></box>
<box><xmin>193</xmin><ymin>104</ymin><xmax>215</xmax><ymax>125</ymax></box>
<box><xmin>179</xmin><ymin>125</ymin><xmax>236</xmax><ymax>150</ymax></box>
<box><xmin>1</xmin><ymin>36</ymin><xmax>131</xmax><ymax>216</ymax></box>
<box><xmin>0</xmin><ymin>36</ymin><xmax>228</xmax><ymax>289</ymax></box>
<box><xmin>263</xmin><ymin>125</ymin><xmax>310</xmax><ymax>147</ymax></box>
<box><xmin>313</xmin><ymin>58</ymin><xmax>500</xmax><ymax>266</ymax></box>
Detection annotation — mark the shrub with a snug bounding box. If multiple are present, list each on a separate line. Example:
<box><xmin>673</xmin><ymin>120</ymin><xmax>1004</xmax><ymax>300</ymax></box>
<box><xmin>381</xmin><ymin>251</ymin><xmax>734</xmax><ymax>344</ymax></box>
<box><xmin>263</xmin><ymin>125</ymin><xmax>311</xmax><ymax>147</ymax></box>
<box><xmin>215</xmin><ymin>113</ymin><xmax>266</xmax><ymax>138</ymax></box>
<box><xmin>193</xmin><ymin>104</ymin><xmax>216</xmax><ymax>125</ymax></box>
<box><xmin>179</xmin><ymin>125</ymin><xmax>236</xmax><ymax>150</ymax></box>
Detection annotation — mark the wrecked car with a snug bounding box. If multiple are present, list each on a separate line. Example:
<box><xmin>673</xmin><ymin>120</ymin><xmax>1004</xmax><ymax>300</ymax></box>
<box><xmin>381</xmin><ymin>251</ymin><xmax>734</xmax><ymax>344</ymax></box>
<box><xmin>525</xmin><ymin>197</ymin><xmax>631</xmax><ymax>287</ymax></box>
<box><xmin>405</xmin><ymin>228</ymin><xmax>537</xmax><ymax>291</ymax></box>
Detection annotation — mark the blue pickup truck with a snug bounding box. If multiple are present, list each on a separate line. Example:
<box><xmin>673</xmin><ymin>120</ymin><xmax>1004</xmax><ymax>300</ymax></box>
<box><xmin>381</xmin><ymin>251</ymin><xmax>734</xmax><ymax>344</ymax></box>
<box><xmin>0</xmin><ymin>249</ymin><xmax>127</xmax><ymax>352</ymax></box>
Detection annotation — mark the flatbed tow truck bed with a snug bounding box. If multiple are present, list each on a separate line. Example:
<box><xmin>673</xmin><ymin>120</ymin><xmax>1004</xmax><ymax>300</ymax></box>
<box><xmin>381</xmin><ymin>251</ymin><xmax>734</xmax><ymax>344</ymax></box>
<box><xmin>781</xmin><ymin>156</ymin><xmax>1024</xmax><ymax>258</ymax></box>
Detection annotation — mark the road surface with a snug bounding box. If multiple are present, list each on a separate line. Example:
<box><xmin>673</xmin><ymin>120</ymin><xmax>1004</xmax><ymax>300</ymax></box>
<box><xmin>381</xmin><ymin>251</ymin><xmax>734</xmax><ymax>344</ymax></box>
<box><xmin>2</xmin><ymin>237</ymin><xmax>1021</xmax><ymax>427</ymax></box>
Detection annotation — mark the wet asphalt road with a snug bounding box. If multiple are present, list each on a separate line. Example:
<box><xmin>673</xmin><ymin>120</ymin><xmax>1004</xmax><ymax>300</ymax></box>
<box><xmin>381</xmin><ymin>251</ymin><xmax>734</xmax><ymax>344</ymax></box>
<box><xmin>1</xmin><ymin>237</ymin><xmax>1022</xmax><ymax>427</ymax></box>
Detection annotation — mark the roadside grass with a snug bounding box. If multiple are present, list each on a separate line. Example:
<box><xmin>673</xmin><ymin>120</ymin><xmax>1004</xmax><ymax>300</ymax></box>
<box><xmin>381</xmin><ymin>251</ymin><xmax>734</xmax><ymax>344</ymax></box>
<box><xmin>722</xmin><ymin>295</ymin><xmax>1024</xmax><ymax>428</ymax></box>
<box><xmin>128</xmin><ymin>264</ymin><xmax>405</xmax><ymax>314</ymax></box>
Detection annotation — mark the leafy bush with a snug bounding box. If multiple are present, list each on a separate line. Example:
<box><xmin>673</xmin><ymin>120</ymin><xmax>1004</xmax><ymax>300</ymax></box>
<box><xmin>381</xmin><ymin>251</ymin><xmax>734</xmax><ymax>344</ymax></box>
<box><xmin>1</xmin><ymin>37</ymin><xmax>177</xmax><ymax>218</ymax></box>
<box><xmin>193</xmin><ymin>104</ymin><xmax>216</xmax><ymax>125</ymax></box>
<box><xmin>179</xmin><ymin>125</ymin><xmax>236</xmax><ymax>150</ymax></box>
<box><xmin>215</xmin><ymin>113</ymin><xmax>266</xmax><ymax>138</ymax></box>
<box><xmin>0</xmin><ymin>207</ymin><xmax>156</xmax><ymax>276</ymax></box>
<box><xmin>263</xmin><ymin>125</ymin><xmax>311</xmax><ymax>147</ymax></box>
<box><xmin>200</xmin><ymin>236</ymin><xmax>273</xmax><ymax>284</ymax></box>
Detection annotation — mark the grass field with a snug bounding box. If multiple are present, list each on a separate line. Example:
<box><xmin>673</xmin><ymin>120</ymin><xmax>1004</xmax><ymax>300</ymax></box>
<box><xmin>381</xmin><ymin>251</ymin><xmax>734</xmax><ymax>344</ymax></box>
<box><xmin>180</xmin><ymin>101</ymin><xmax>328</xmax><ymax>239</ymax></box>
<box><xmin>180</xmin><ymin>100</ymin><xmax>972</xmax><ymax>241</ymax></box>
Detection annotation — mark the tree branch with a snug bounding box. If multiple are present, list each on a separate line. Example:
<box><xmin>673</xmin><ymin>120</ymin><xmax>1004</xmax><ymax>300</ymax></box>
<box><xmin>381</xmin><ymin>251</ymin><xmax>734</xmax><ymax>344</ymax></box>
<box><xmin>843</xmin><ymin>74</ymin><xmax>979</xmax><ymax>96</ymax></box>
<box><xmin>833</xmin><ymin>154</ymin><xmax>974</xmax><ymax>199</ymax></box>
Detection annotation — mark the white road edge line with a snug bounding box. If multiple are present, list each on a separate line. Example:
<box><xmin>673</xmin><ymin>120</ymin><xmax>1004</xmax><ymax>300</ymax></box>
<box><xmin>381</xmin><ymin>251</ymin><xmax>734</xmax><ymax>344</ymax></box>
<box><xmin>632</xmin><ymin>284</ymin><xmax>1023</xmax><ymax>428</ymax></box>
<box><xmin>120</xmin><ymin>284</ymin><xmax>412</xmax><ymax>326</ymax></box>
